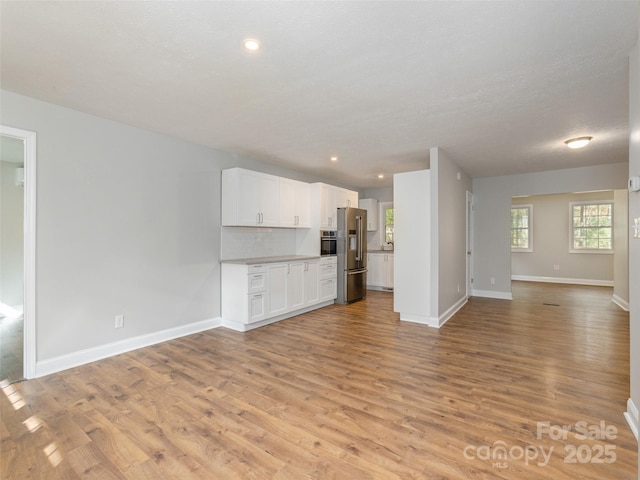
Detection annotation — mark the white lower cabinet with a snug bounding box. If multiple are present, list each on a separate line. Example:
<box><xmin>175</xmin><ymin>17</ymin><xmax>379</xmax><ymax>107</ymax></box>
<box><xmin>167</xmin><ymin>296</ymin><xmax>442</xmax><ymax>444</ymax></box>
<box><xmin>367</xmin><ymin>253</ymin><xmax>394</xmax><ymax>290</ymax></box>
<box><xmin>267</xmin><ymin>263</ymin><xmax>289</xmax><ymax>316</ymax></box>
<box><xmin>222</xmin><ymin>257</ymin><xmax>336</xmax><ymax>331</ymax></box>
<box><xmin>287</xmin><ymin>261</ymin><xmax>306</xmax><ymax>311</ymax></box>
<box><xmin>320</xmin><ymin>256</ymin><xmax>338</xmax><ymax>301</ymax></box>
<box><xmin>248</xmin><ymin>292</ymin><xmax>267</xmax><ymax>323</ymax></box>
<box><xmin>304</xmin><ymin>259</ymin><xmax>321</xmax><ymax>306</ymax></box>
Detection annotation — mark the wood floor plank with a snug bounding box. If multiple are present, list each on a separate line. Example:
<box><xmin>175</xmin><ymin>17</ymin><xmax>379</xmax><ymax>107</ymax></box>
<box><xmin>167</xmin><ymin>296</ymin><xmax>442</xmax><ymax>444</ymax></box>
<box><xmin>0</xmin><ymin>283</ymin><xmax>636</xmax><ymax>479</ymax></box>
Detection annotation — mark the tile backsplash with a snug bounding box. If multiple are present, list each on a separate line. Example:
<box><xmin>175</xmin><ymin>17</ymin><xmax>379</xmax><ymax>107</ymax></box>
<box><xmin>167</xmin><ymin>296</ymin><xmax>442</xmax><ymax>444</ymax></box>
<box><xmin>220</xmin><ymin>227</ymin><xmax>297</xmax><ymax>260</ymax></box>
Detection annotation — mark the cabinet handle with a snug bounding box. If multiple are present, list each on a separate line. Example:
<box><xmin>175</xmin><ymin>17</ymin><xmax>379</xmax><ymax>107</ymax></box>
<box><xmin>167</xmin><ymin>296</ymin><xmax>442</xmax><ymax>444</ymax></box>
<box><xmin>252</xmin><ymin>294</ymin><xmax>262</xmax><ymax>298</ymax></box>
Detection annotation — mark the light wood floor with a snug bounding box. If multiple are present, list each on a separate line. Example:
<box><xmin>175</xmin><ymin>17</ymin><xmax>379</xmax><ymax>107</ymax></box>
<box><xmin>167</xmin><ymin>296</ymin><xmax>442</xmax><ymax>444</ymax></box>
<box><xmin>1</xmin><ymin>282</ymin><xmax>636</xmax><ymax>479</ymax></box>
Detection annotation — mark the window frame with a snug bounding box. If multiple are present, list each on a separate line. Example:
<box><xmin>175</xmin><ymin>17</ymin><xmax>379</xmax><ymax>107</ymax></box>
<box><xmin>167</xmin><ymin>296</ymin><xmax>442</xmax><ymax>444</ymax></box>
<box><xmin>378</xmin><ymin>201</ymin><xmax>394</xmax><ymax>245</ymax></box>
<box><xmin>569</xmin><ymin>201</ymin><xmax>614</xmax><ymax>254</ymax></box>
<box><xmin>511</xmin><ymin>204</ymin><xmax>533</xmax><ymax>253</ymax></box>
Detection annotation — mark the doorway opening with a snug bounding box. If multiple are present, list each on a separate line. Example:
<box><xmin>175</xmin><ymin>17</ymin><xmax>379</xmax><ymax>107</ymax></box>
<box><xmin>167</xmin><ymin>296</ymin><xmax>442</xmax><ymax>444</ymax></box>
<box><xmin>0</xmin><ymin>125</ymin><xmax>36</xmax><ymax>382</ymax></box>
<box><xmin>509</xmin><ymin>190</ymin><xmax>628</xmax><ymax>308</ymax></box>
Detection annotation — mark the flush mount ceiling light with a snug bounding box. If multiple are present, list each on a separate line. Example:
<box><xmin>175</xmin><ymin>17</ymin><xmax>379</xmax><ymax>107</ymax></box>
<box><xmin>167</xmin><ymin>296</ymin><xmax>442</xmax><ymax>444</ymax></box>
<box><xmin>564</xmin><ymin>136</ymin><xmax>593</xmax><ymax>149</ymax></box>
<box><xmin>378</xmin><ymin>174</ymin><xmax>384</xmax><ymax>179</ymax></box>
<box><xmin>243</xmin><ymin>38</ymin><xmax>261</xmax><ymax>52</ymax></box>
<box><xmin>330</xmin><ymin>156</ymin><xmax>338</xmax><ymax>162</ymax></box>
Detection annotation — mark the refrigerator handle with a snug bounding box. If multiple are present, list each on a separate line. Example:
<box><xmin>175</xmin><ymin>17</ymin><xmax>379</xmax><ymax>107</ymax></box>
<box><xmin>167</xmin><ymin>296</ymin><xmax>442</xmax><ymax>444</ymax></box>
<box><xmin>356</xmin><ymin>215</ymin><xmax>362</xmax><ymax>261</ymax></box>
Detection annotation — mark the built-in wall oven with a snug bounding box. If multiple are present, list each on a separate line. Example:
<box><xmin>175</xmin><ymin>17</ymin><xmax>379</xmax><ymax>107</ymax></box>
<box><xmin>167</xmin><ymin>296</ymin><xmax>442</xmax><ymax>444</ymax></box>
<box><xmin>320</xmin><ymin>230</ymin><xmax>337</xmax><ymax>256</ymax></box>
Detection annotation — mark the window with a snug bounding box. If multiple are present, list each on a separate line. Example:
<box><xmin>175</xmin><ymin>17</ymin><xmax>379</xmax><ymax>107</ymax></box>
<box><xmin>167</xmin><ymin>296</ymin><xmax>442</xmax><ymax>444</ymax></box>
<box><xmin>511</xmin><ymin>205</ymin><xmax>532</xmax><ymax>252</ymax></box>
<box><xmin>570</xmin><ymin>202</ymin><xmax>613</xmax><ymax>252</ymax></box>
<box><xmin>384</xmin><ymin>207</ymin><xmax>394</xmax><ymax>244</ymax></box>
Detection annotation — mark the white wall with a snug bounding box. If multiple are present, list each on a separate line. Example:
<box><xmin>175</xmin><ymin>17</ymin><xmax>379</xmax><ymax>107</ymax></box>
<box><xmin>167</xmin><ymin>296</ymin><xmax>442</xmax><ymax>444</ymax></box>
<box><xmin>0</xmin><ymin>159</ymin><xmax>24</xmax><ymax>311</ymax></box>
<box><xmin>472</xmin><ymin>163</ymin><xmax>628</xmax><ymax>298</ymax></box>
<box><xmin>613</xmin><ymin>189</ymin><xmax>629</xmax><ymax>308</ymax></box>
<box><xmin>393</xmin><ymin>170</ymin><xmax>431</xmax><ymax>323</ymax></box>
<box><xmin>433</xmin><ymin>148</ymin><xmax>472</xmax><ymax>319</ymax></box>
<box><xmin>511</xmin><ymin>191</ymin><xmax>615</xmax><ymax>284</ymax></box>
<box><xmin>626</xmin><ymin>20</ymin><xmax>640</xmax><ymax>444</ymax></box>
<box><xmin>393</xmin><ymin>148</ymin><xmax>471</xmax><ymax>326</ymax></box>
<box><xmin>0</xmin><ymin>90</ymin><xmax>338</xmax><ymax>370</ymax></box>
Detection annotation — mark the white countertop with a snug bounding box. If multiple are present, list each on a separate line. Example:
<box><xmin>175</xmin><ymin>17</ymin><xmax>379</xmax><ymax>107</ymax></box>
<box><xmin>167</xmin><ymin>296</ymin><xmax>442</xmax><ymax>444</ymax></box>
<box><xmin>221</xmin><ymin>255</ymin><xmax>321</xmax><ymax>265</ymax></box>
<box><xmin>369</xmin><ymin>249</ymin><xmax>394</xmax><ymax>253</ymax></box>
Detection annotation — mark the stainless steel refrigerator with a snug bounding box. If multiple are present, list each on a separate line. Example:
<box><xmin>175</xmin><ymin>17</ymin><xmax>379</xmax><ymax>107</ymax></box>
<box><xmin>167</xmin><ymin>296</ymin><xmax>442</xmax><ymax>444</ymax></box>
<box><xmin>336</xmin><ymin>207</ymin><xmax>367</xmax><ymax>304</ymax></box>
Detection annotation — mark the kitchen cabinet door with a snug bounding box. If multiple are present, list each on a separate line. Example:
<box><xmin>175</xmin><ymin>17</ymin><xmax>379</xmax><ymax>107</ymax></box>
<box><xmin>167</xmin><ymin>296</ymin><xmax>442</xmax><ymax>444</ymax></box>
<box><xmin>359</xmin><ymin>198</ymin><xmax>378</xmax><ymax>231</ymax></box>
<box><xmin>287</xmin><ymin>261</ymin><xmax>305</xmax><ymax>311</ymax></box>
<box><xmin>222</xmin><ymin>168</ymin><xmax>280</xmax><ymax>226</ymax></box>
<box><xmin>304</xmin><ymin>259</ymin><xmax>320</xmax><ymax>306</ymax></box>
<box><xmin>279</xmin><ymin>178</ymin><xmax>297</xmax><ymax>227</ymax></box>
<box><xmin>280</xmin><ymin>178</ymin><xmax>311</xmax><ymax>228</ymax></box>
<box><xmin>294</xmin><ymin>180</ymin><xmax>311</xmax><ymax>228</ymax></box>
<box><xmin>367</xmin><ymin>254</ymin><xmax>385</xmax><ymax>287</ymax></box>
<box><xmin>267</xmin><ymin>263</ymin><xmax>288</xmax><ymax>316</ymax></box>
<box><xmin>248</xmin><ymin>293</ymin><xmax>267</xmax><ymax>323</ymax></box>
<box><xmin>320</xmin><ymin>278</ymin><xmax>337</xmax><ymax>301</ymax></box>
<box><xmin>386</xmin><ymin>254</ymin><xmax>394</xmax><ymax>288</ymax></box>
<box><xmin>336</xmin><ymin>187</ymin><xmax>358</xmax><ymax>208</ymax></box>
<box><xmin>367</xmin><ymin>253</ymin><xmax>394</xmax><ymax>289</ymax></box>
<box><xmin>317</xmin><ymin>183</ymin><xmax>337</xmax><ymax>229</ymax></box>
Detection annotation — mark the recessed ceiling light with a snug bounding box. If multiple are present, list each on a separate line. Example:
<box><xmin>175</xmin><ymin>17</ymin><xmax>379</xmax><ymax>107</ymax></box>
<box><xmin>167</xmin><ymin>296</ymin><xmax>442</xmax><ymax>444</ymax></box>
<box><xmin>564</xmin><ymin>136</ymin><xmax>593</xmax><ymax>149</ymax></box>
<box><xmin>378</xmin><ymin>174</ymin><xmax>384</xmax><ymax>179</ymax></box>
<box><xmin>243</xmin><ymin>38</ymin><xmax>261</xmax><ymax>52</ymax></box>
<box><xmin>330</xmin><ymin>156</ymin><xmax>338</xmax><ymax>162</ymax></box>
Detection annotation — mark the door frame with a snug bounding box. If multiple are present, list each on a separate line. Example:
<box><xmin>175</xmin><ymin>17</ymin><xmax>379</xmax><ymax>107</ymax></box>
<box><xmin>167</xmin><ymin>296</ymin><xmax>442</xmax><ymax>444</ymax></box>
<box><xmin>1</xmin><ymin>125</ymin><xmax>36</xmax><ymax>379</ymax></box>
<box><xmin>466</xmin><ymin>190</ymin><xmax>474</xmax><ymax>297</ymax></box>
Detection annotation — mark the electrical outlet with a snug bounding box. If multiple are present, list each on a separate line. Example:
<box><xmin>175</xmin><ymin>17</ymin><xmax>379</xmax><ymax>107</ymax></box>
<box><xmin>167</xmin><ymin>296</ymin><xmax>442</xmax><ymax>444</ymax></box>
<box><xmin>115</xmin><ymin>314</ymin><xmax>124</xmax><ymax>329</ymax></box>
<box><xmin>553</xmin><ymin>265</ymin><xmax>560</xmax><ymax>271</ymax></box>
<box><xmin>490</xmin><ymin>277</ymin><xmax>496</xmax><ymax>285</ymax></box>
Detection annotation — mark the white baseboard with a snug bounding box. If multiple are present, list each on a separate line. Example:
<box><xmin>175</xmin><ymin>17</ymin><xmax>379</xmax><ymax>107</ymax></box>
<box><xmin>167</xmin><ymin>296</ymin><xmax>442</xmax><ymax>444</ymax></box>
<box><xmin>399</xmin><ymin>312</ymin><xmax>439</xmax><ymax>327</ymax></box>
<box><xmin>35</xmin><ymin>317</ymin><xmax>221</xmax><ymax>378</ymax></box>
<box><xmin>511</xmin><ymin>275</ymin><xmax>614</xmax><ymax>287</ymax></box>
<box><xmin>624</xmin><ymin>398</ymin><xmax>639</xmax><ymax>441</ymax></box>
<box><xmin>366</xmin><ymin>286</ymin><xmax>394</xmax><ymax>292</ymax></box>
<box><xmin>611</xmin><ymin>294</ymin><xmax>630</xmax><ymax>312</ymax></box>
<box><xmin>438</xmin><ymin>296</ymin><xmax>468</xmax><ymax>327</ymax></box>
<box><xmin>472</xmin><ymin>289</ymin><xmax>513</xmax><ymax>300</ymax></box>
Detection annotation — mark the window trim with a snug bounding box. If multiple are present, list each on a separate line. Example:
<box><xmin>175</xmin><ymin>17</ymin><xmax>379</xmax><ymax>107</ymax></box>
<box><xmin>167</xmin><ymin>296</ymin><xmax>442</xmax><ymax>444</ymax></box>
<box><xmin>379</xmin><ymin>201</ymin><xmax>394</xmax><ymax>245</ymax></box>
<box><xmin>569</xmin><ymin>201</ymin><xmax>614</xmax><ymax>254</ymax></box>
<box><xmin>511</xmin><ymin>204</ymin><xmax>533</xmax><ymax>253</ymax></box>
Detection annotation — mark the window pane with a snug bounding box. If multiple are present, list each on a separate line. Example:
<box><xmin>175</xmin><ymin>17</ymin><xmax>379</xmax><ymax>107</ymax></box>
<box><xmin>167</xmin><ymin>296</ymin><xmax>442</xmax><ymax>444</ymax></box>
<box><xmin>571</xmin><ymin>202</ymin><xmax>613</xmax><ymax>250</ymax></box>
<box><xmin>511</xmin><ymin>206</ymin><xmax>531</xmax><ymax>249</ymax></box>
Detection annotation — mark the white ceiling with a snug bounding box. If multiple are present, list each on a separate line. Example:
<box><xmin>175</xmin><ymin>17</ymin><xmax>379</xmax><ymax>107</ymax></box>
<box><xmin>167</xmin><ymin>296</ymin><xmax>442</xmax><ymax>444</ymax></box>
<box><xmin>1</xmin><ymin>1</ymin><xmax>638</xmax><ymax>188</ymax></box>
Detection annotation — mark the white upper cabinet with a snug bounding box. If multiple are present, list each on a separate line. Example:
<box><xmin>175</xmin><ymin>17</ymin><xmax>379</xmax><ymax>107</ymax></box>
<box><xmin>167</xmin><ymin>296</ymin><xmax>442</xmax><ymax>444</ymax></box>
<box><xmin>317</xmin><ymin>183</ymin><xmax>338</xmax><ymax>229</ymax></box>
<box><xmin>222</xmin><ymin>168</ymin><xmax>310</xmax><ymax>228</ymax></box>
<box><xmin>314</xmin><ymin>183</ymin><xmax>358</xmax><ymax>230</ymax></box>
<box><xmin>280</xmin><ymin>178</ymin><xmax>311</xmax><ymax>228</ymax></box>
<box><xmin>336</xmin><ymin>187</ymin><xmax>358</xmax><ymax>208</ymax></box>
<box><xmin>294</xmin><ymin>180</ymin><xmax>311</xmax><ymax>228</ymax></box>
<box><xmin>359</xmin><ymin>198</ymin><xmax>378</xmax><ymax>231</ymax></box>
<box><xmin>222</xmin><ymin>168</ymin><xmax>279</xmax><ymax>227</ymax></box>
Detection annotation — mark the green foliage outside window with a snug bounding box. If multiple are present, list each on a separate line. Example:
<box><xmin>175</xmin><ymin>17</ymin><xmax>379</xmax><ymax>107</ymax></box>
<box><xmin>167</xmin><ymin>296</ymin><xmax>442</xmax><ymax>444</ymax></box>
<box><xmin>511</xmin><ymin>206</ymin><xmax>531</xmax><ymax>250</ymax></box>
<box><xmin>572</xmin><ymin>203</ymin><xmax>612</xmax><ymax>250</ymax></box>
<box><xmin>385</xmin><ymin>208</ymin><xmax>394</xmax><ymax>244</ymax></box>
